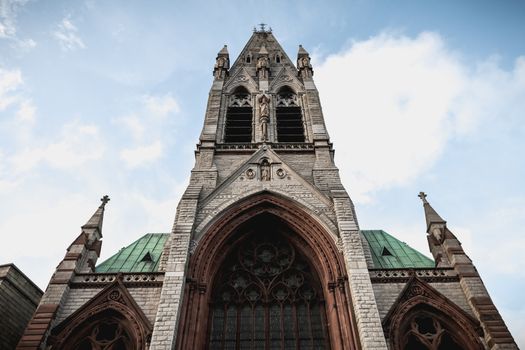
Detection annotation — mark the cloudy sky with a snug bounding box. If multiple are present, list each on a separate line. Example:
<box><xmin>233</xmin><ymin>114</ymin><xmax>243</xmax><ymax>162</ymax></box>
<box><xmin>1</xmin><ymin>0</ymin><xmax>524</xmax><ymax>345</ymax></box>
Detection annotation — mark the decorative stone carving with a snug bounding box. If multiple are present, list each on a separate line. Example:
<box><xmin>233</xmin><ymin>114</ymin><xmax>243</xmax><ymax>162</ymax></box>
<box><xmin>257</xmin><ymin>56</ymin><xmax>269</xmax><ymax>79</ymax></box>
<box><xmin>260</xmin><ymin>159</ymin><xmax>271</xmax><ymax>181</ymax></box>
<box><xmin>297</xmin><ymin>45</ymin><xmax>313</xmax><ymax>79</ymax></box>
<box><xmin>229</xmin><ymin>92</ymin><xmax>251</xmax><ymax>107</ymax></box>
<box><xmin>276</xmin><ymin>168</ymin><xmax>286</xmax><ymax>179</ymax></box>
<box><xmin>276</xmin><ymin>91</ymin><xmax>298</xmax><ymax>107</ymax></box>
<box><xmin>246</xmin><ymin>168</ymin><xmax>256</xmax><ymax>179</ymax></box>
<box><xmin>236</xmin><ymin>74</ymin><xmax>248</xmax><ymax>82</ymax></box>
<box><xmin>214</xmin><ymin>57</ymin><xmax>229</xmax><ymax>79</ymax></box>
<box><xmin>258</xmin><ymin>94</ymin><xmax>270</xmax><ymax>141</ymax></box>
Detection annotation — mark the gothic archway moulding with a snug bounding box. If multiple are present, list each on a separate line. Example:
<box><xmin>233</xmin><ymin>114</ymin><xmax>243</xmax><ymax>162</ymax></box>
<box><xmin>49</xmin><ymin>278</ymin><xmax>152</xmax><ymax>349</ymax></box>
<box><xmin>176</xmin><ymin>192</ymin><xmax>360</xmax><ymax>350</ymax></box>
<box><xmin>383</xmin><ymin>277</ymin><xmax>484</xmax><ymax>350</ymax></box>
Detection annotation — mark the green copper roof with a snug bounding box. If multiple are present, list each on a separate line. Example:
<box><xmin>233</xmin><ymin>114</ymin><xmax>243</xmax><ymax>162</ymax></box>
<box><xmin>361</xmin><ymin>230</ymin><xmax>435</xmax><ymax>269</ymax></box>
<box><xmin>96</xmin><ymin>233</ymin><xmax>169</xmax><ymax>273</ymax></box>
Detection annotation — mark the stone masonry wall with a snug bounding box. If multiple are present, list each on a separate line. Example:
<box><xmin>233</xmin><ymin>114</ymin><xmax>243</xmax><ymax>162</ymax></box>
<box><xmin>0</xmin><ymin>265</ymin><xmax>42</xmax><ymax>350</ymax></box>
<box><xmin>55</xmin><ymin>286</ymin><xmax>162</xmax><ymax>324</ymax></box>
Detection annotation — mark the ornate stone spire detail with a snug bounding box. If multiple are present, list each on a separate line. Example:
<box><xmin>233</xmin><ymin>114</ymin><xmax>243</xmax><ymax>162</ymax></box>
<box><xmin>297</xmin><ymin>44</ymin><xmax>313</xmax><ymax>78</ymax></box>
<box><xmin>418</xmin><ymin>192</ymin><xmax>446</xmax><ymax>234</ymax></box>
<box><xmin>214</xmin><ymin>45</ymin><xmax>230</xmax><ymax>79</ymax></box>
<box><xmin>81</xmin><ymin>195</ymin><xmax>110</xmax><ymax>235</ymax></box>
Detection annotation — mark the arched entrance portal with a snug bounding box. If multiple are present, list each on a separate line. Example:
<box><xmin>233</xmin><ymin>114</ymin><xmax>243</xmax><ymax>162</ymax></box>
<box><xmin>176</xmin><ymin>193</ymin><xmax>359</xmax><ymax>350</ymax></box>
<box><xmin>208</xmin><ymin>215</ymin><xmax>329</xmax><ymax>349</ymax></box>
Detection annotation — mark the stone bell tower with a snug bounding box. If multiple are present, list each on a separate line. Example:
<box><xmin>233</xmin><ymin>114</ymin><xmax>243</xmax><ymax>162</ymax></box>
<box><xmin>149</xmin><ymin>25</ymin><xmax>388</xmax><ymax>350</ymax></box>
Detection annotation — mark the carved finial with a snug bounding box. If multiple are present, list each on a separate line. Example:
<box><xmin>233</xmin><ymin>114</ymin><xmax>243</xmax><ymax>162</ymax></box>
<box><xmin>418</xmin><ymin>192</ymin><xmax>428</xmax><ymax>204</ymax></box>
<box><xmin>100</xmin><ymin>195</ymin><xmax>110</xmax><ymax>207</ymax></box>
<box><xmin>259</xmin><ymin>23</ymin><xmax>266</xmax><ymax>32</ymax></box>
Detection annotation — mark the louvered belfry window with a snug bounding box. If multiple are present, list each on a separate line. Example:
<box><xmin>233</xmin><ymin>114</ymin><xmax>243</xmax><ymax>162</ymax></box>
<box><xmin>276</xmin><ymin>88</ymin><xmax>305</xmax><ymax>143</ymax></box>
<box><xmin>208</xmin><ymin>228</ymin><xmax>329</xmax><ymax>350</ymax></box>
<box><xmin>224</xmin><ymin>88</ymin><xmax>253</xmax><ymax>143</ymax></box>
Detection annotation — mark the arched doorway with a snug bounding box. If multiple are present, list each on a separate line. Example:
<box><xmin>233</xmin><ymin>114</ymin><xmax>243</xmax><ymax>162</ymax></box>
<box><xmin>208</xmin><ymin>214</ymin><xmax>330</xmax><ymax>349</ymax></box>
<box><xmin>176</xmin><ymin>193</ymin><xmax>359</xmax><ymax>350</ymax></box>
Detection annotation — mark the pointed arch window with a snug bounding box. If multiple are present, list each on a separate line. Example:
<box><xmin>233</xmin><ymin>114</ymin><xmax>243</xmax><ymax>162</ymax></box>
<box><xmin>276</xmin><ymin>87</ymin><xmax>305</xmax><ymax>142</ymax></box>
<box><xmin>225</xmin><ymin>87</ymin><xmax>253</xmax><ymax>143</ymax></box>
<box><xmin>398</xmin><ymin>306</ymin><xmax>481</xmax><ymax>350</ymax></box>
<box><xmin>59</xmin><ymin>310</ymin><xmax>136</xmax><ymax>350</ymax></box>
<box><xmin>207</xmin><ymin>226</ymin><xmax>329</xmax><ymax>349</ymax></box>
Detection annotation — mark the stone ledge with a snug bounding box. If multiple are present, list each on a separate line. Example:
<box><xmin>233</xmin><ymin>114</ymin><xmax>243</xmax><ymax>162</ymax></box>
<box><xmin>370</xmin><ymin>268</ymin><xmax>459</xmax><ymax>283</ymax></box>
<box><xmin>71</xmin><ymin>272</ymin><xmax>164</xmax><ymax>288</ymax></box>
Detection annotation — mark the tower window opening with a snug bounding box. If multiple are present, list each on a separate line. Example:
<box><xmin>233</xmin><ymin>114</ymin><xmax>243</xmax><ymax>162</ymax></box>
<box><xmin>276</xmin><ymin>88</ymin><xmax>304</xmax><ymax>142</ymax></box>
<box><xmin>225</xmin><ymin>89</ymin><xmax>253</xmax><ymax>143</ymax></box>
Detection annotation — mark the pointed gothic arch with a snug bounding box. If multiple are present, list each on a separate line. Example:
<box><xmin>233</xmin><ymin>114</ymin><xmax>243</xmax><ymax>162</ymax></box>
<box><xmin>383</xmin><ymin>277</ymin><xmax>484</xmax><ymax>350</ymax></box>
<box><xmin>176</xmin><ymin>192</ymin><xmax>360</xmax><ymax>350</ymax></box>
<box><xmin>49</xmin><ymin>279</ymin><xmax>152</xmax><ymax>350</ymax></box>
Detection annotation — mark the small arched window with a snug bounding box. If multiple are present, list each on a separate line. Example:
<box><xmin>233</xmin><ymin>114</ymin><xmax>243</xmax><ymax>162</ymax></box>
<box><xmin>275</xmin><ymin>53</ymin><xmax>281</xmax><ymax>64</ymax></box>
<box><xmin>224</xmin><ymin>87</ymin><xmax>253</xmax><ymax>143</ymax></box>
<box><xmin>276</xmin><ymin>87</ymin><xmax>305</xmax><ymax>142</ymax></box>
<box><xmin>245</xmin><ymin>54</ymin><xmax>252</xmax><ymax>64</ymax></box>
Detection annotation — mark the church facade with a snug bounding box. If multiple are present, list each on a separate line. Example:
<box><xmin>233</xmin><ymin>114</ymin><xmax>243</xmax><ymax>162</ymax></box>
<box><xmin>17</xmin><ymin>29</ymin><xmax>517</xmax><ymax>350</ymax></box>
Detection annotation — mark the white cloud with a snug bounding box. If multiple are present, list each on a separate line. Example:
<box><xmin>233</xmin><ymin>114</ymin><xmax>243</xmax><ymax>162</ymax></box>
<box><xmin>15</xmin><ymin>99</ymin><xmax>35</xmax><ymax>123</ymax></box>
<box><xmin>0</xmin><ymin>0</ymin><xmax>28</xmax><ymax>39</ymax></box>
<box><xmin>316</xmin><ymin>32</ymin><xmax>525</xmax><ymax>203</ymax></box>
<box><xmin>114</xmin><ymin>114</ymin><xmax>145</xmax><ymax>140</ymax></box>
<box><xmin>53</xmin><ymin>17</ymin><xmax>86</xmax><ymax>51</ymax></box>
<box><xmin>9</xmin><ymin>121</ymin><xmax>104</xmax><ymax>173</ymax></box>
<box><xmin>0</xmin><ymin>67</ymin><xmax>23</xmax><ymax>110</ymax></box>
<box><xmin>143</xmin><ymin>93</ymin><xmax>180</xmax><ymax>118</ymax></box>
<box><xmin>120</xmin><ymin>140</ymin><xmax>163</xmax><ymax>168</ymax></box>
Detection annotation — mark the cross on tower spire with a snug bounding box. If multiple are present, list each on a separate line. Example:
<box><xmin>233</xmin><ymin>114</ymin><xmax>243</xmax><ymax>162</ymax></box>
<box><xmin>100</xmin><ymin>195</ymin><xmax>110</xmax><ymax>208</ymax></box>
<box><xmin>418</xmin><ymin>191</ymin><xmax>428</xmax><ymax>204</ymax></box>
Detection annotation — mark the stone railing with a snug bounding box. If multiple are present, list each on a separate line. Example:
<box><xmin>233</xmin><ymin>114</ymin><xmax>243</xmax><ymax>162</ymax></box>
<box><xmin>72</xmin><ymin>272</ymin><xmax>164</xmax><ymax>288</ymax></box>
<box><xmin>369</xmin><ymin>268</ymin><xmax>458</xmax><ymax>283</ymax></box>
<box><xmin>215</xmin><ymin>143</ymin><xmax>315</xmax><ymax>151</ymax></box>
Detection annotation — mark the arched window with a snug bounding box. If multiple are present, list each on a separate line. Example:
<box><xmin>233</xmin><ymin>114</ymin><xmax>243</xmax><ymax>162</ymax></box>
<box><xmin>276</xmin><ymin>87</ymin><xmax>305</xmax><ymax>142</ymax></box>
<box><xmin>225</xmin><ymin>87</ymin><xmax>253</xmax><ymax>143</ymax></box>
<box><xmin>60</xmin><ymin>310</ymin><xmax>136</xmax><ymax>350</ymax></box>
<box><xmin>207</xmin><ymin>221</ymin><xmax>329</xmax><ymax>349</ymax></box>
<box><xmin>398</xmin><ymin>306</ymin><xmax>479</xmax><ymax>350</ymax></box>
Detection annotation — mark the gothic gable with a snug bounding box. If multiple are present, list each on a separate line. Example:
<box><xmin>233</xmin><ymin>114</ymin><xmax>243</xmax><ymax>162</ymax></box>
<box><xmin>223</xmin><ymin>67</ymin><xmax>259</xmax><ymax>94</ymax></box>
<box><xmin>269</xmin><ymin>66</ymin><xmax>305</xmax><ymax>93</ymax></box>
<box><xmin>383</xmin><ymin>276</ymin><xmax>483</xmax><ymax>349</ymax></box>
<box><xmin>49</xmin><ymin>278</ymin><xmax>152</xmax><ymax>349</ymax></box>
<box><xmin>194</xmin><ymin>145</ymin><xmax>337</xmax><ymax>240</ymax></box>
<box><xmin>229</xmin><ymin>31</ymin><xmax>296</xmax><ymax>73</ymax></box>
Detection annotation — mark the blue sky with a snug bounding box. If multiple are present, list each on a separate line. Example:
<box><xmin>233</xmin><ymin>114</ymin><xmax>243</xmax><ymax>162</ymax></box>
<box><xmin>1</xmin><ymin>0</ymin><xmax>524</xmax><ymax>345</ymax></box>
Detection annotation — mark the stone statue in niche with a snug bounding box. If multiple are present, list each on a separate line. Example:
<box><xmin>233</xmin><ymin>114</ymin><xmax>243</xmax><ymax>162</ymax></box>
<box><xmin>258</xmin><ymin>94</ymin><xmax>270</xmax><ymax>141</ymax></box>
<box><xmin>257</xmin><ymin>56</ymin><xmax>269</xmax><ymax>79</ymax></box>
<box><xmin>214</xmin><ymin>56</ymin><xmax>229</xmax><ymax>79</ymax></box>
<box><xmin>297</xmin><ymin>55</ymin><xmax>313</xmax><ymax>79</ymax></box>
<box><xmin>260</xmin><ymin>159</ymin><xmax>271</xmax><ymax>181</ymax></box>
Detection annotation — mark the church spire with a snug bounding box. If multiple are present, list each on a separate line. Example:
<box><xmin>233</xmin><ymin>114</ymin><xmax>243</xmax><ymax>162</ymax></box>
<box><xmin>81</xmin><ymin>194</ymin><xmax>110</xmax><ymax>236</ymax></box>
<box><xmin>418</xmin><ymin>191</ymin><xmax>446</xmax><ymax>233</ymax></box>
